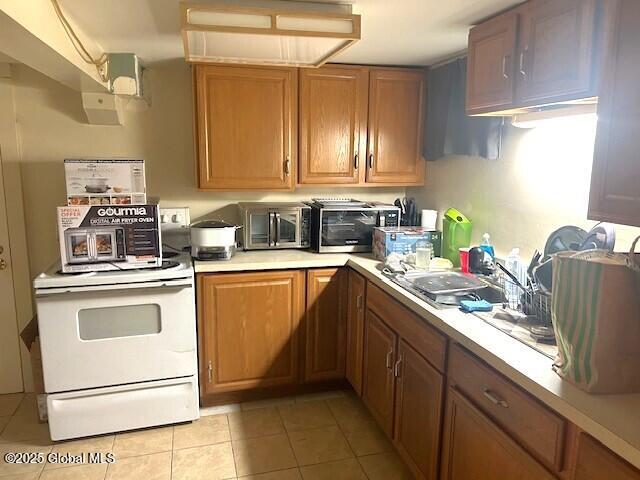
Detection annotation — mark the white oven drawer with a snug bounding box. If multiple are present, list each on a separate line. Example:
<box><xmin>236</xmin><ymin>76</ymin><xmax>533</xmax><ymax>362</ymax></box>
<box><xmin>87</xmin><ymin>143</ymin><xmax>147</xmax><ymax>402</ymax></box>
<box><xmin>36</xmin><ymin>283</ymin><xmax>197</xmax><ymax>393</ymax></box>
<box><xmin>47</xmin><ymin>376</ymin><xmax>199</xmax><ymax>441</ymax></box>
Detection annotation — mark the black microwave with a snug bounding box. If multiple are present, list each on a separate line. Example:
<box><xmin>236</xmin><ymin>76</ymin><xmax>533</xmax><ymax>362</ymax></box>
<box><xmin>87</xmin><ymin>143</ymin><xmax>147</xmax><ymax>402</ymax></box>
<box><xmin>307</xmin><ymin>199</ymin><xmax>401</xmax><ymax>253</ymax></box>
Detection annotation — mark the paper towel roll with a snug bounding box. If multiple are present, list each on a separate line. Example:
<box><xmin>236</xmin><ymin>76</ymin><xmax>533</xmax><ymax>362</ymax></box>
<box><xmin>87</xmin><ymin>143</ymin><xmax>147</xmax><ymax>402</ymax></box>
<box><xmin>421</xmin><ymin>209</ymin><xmax>438</xmax><ymax>230</ymax></box>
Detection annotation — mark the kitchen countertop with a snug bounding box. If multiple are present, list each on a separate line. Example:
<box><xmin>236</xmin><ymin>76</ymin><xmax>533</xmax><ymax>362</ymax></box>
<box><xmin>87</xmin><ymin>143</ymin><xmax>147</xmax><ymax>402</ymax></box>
<box><xmin>195</xmin><ymin>250</ymin><xmax>640</xmax><ymax>470</ymax></box>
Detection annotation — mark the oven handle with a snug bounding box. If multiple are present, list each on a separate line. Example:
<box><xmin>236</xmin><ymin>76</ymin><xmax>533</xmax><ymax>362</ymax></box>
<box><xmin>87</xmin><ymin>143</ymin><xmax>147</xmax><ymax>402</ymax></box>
<box><xmin>35</xmin><ymin>279</ymin><xmax>193</xmax><ymax>296</ymax></box>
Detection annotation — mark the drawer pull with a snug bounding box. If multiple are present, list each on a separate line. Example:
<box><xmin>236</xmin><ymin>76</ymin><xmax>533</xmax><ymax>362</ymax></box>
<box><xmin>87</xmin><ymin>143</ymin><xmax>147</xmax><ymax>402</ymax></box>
<box><xmin>385</xmin><ymin>349</ymin><xmax>393</xmax><ymax>370</ymax></box>
<box><xmin>207</xmin><ymin>361</ymin><xmax>213</xmax><ymax>383</ymax></box>
<box><xmin>356</xmin><ymin>294</ymin><xmax>363</xmax><ymax>310</ymax></box>
<box><xmin>483</xmin><ymin>388</ymin><xmax>508</xmax><ymax>408</ymax></box>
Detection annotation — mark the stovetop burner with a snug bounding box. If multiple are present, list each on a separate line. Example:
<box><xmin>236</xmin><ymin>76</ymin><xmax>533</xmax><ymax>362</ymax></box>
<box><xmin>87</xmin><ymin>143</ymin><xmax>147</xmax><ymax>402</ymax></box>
<box><xmin>162</xmin><ymin>251</ymin><xmax>180</xmax><ymax>259</ymax></box>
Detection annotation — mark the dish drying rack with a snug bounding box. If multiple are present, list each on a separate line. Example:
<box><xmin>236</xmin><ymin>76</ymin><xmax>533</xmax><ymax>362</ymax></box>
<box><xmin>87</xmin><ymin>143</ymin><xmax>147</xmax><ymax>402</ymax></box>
<box><xmin>493</xmin><ymin>265</ymin><xmax>553</xmax><ymax>323</ymax></box>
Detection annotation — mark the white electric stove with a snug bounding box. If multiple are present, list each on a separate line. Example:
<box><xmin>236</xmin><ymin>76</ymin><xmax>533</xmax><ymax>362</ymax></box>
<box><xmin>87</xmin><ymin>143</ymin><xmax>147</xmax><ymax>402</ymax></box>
<box><xmin>34</xmin><ymin>251</ymin><xmax>199</xmax><ymax>441</ymax></box>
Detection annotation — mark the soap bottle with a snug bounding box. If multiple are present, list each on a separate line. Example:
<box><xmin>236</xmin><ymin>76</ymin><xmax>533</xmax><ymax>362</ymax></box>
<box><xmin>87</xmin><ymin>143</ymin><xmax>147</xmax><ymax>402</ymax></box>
<box><xmin>480</xmin><ymin>233</ymin><xmax>495</xmax><ymax>259</ymax></box>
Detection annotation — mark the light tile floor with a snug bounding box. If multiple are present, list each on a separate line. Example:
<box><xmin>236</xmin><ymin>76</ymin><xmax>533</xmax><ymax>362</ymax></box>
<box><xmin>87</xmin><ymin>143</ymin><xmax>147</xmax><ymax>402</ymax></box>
<box><xmin>0</xmin><ymin>391</ymin><xmax>415</xmax><ymax>479</ymax></box>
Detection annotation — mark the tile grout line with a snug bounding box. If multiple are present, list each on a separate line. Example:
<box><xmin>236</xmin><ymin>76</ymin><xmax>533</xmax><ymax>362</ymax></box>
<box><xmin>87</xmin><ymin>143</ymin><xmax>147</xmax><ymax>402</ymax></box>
<box><xmin>325</xmin><ymin>397</ymin><xmax>374</xmax><ymax>480</ymax></box>
<box><xmin>323</xmin><ymin>398</ymin><xmax>370</xmax><ymax>479</ymax></box>
<box><xmin>277</xmin><ymin>405</ymin><xmax>302</xmax><ymax>472</ymax></box>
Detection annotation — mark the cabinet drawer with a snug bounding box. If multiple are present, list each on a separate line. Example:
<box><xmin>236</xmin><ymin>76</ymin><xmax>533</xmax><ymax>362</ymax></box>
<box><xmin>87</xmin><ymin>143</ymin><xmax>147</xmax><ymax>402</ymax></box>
<box><xmin>366</xmin><ymin>282</ymin><xmax>446</xmax><ymax>372</ymax></box>
<box><xmin>448</xmin><ymin>344</ymin><xmax>566</xmax><ymax>472</ymax></box>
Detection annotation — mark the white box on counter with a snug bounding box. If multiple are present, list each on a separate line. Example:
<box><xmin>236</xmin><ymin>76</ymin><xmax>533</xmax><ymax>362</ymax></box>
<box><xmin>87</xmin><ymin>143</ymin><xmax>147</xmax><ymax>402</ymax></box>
<box><xmin>57</xmin><ymin>204</ymin><xmax>161</xmax><ymax>273</ymax></box>
<box><xmin>64</xmin><ymin>158</ymin><xmax>146</xmax><ymax>206</ymax></box>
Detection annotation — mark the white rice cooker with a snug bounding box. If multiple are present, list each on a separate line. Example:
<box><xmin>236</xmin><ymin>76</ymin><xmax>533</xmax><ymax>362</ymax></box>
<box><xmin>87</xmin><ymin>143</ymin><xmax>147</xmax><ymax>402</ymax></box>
<box><xmin>190</xmin><ymin>220</ymin><xmax>242</xmax><ymax>261</ymax></box>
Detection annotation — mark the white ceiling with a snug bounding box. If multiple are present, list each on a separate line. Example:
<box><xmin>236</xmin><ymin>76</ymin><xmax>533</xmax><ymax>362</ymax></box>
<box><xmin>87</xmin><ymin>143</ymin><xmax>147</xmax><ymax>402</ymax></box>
<box><xmin>61</xmin><ymin>0</ymin><xmax>523</xmax><ymax>67</ymax></box>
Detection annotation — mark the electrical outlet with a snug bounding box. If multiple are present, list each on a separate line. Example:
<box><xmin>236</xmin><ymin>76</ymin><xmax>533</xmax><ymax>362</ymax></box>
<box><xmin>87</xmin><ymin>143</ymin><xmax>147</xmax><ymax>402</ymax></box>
<box><xmin>160</xmin><ymin>207</ymin><xmax>190</xmax><ymax>231</ymax></box>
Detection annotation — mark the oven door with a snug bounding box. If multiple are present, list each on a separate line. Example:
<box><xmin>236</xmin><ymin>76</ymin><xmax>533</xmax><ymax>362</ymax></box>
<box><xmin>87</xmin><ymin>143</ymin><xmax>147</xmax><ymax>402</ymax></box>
<box><xmin>273</xmin><ymin>209</ymin><xmax>301</xmax><ymax>248</ymax></box>
<box><xmin>320</xmin><ymin>209</ymin><xmax>377</xmax><ymax>250</ymax></box>
<box><xmin>65</xmin><ymin>230</ymin><xmax>93</xmax><ymax>263</ymax></box>
<box><xmin>93</xmin><ymin>228</ymin><xmax>124</xmax><ymax>262</ymax></box>
<box><xmin>245</xmin><ymin>211</ymin><xmax>273</xmax><ymax>249</ymax></box>
<box><xmin>35</xmin><ymin>279</ymin><xmax>196</xmax><ymax>393</ymax></box>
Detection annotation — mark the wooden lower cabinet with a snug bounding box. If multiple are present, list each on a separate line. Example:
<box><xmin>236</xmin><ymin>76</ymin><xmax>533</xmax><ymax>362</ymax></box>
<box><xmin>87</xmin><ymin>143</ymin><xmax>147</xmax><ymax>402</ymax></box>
<box><xmin>394</xmin><ymin>340</ymin><xmax>444</xmax><ymax>480</ymax></box>
<box><xmin>441</xmin><ymin>387</ymin><xmax>555</xmax><ymax>480</ymax></box>
<box><xmin>346</xmin><ymin>270</ymin><xmax>366</xmax><ymax>395</ymax></box>
<box><xmin>304</xmin><ymin>268</ymin><xmax>348</xmax><ymax>382</ymax></box>
<box><xmin>573</xmin><ymin>432</ymin><xmax>640</xmax><ymax>480</ymax></box>
<box><xmin>197</xmin><ymin>270</ymin><xmax>305</xmax><ymax>398</ymax></box>
<box><xmin>362</xmin><ymin>309</ymin><xmax>397</xmax><ymax>436</ymax></box>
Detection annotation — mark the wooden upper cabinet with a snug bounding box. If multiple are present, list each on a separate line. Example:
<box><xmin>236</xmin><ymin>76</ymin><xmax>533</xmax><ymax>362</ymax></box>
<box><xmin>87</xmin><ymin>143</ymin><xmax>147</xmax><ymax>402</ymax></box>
<box><xmin>197</xmin><ymin>270</ymin><xmax>305</xmax><ymax>397</ymax></box>
<box><xmin>194</xmin><ymin>65</ymin><xmax>297</xmax><ymax>190</ymax></box>
<box><xmin>589</xmin><ymin>0</ymin><xmax>640</xmax><ymax>227</ymax></box>
<box><xmin>299</xmin><ymin>66</ymin><xmax>368</xmax><ymax>185</ymax></box>
<box><xmin>516</xmin><ymin>0</ymin><xmax>598</xmax><ymax>106</ymax></box>
<box><xmin>466</xmin><ymin>10</ymin><xmax>519</xmax><ymax>114</ymax></box>
<box><xmin>393</xmin><ymin>340</ymin><xmax>444</xmax><ymax>480</ymax></box>
<box><xmin>441</xmin><ymin>387</ymin><xmax>556</xmax><ymax>480</ymax></box>
<box><xmin>362</xmin><ymin>309</ymin><xmax>397</xmax><ymax>436</ymax></box>
<box><xmin>573</xmin><ymin>432</ymin><xmax>640</xmax><ymax>480</ymax></box>
<box><xmin>304</xmin><ymin>268</ymin><xmax>348</xmax><ymax>382</ymax></box>
<box><xmin>366</xmin><ymin>68</ymin><xmax>426</xmax><ymax>185</ymax></box>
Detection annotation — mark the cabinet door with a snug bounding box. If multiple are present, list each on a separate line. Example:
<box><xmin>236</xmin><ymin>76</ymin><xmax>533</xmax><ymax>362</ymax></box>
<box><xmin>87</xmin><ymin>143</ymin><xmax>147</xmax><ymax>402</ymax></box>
<box><xmin>195</xmin><ymin>65</ymin><xmax>297</xmax><ymax>190</ymax></box>
<box><xmin>304</xmin><ymin>268</ymin><xmax>348</xmax><ymax>382</ymax></box>
<box><xmin>588</xmin><ymin>0</ymin><xmax>640</xmax><ymax>227</ymax></box>
<box><xmin>466</xmin><ymin>10</ymin><xmax>518</xmax><ymax>114</ymax></box>
<box><xmin>299</xmin><ymin>66</ymin><xmax>368</xmax><ymax>185</ymax></box>
<box><xmin>366</xmin><ymin>68</ymin><xmax>425</xmax><ymax>185</ymax></box>
<box><xmin>573</xmin><ymin>432</ymin><xmax>640</xmax><ymax>480</ymax></box>
<box><xmin>516</xmin><ymin>0</ymin><xmax>597</xmax><ymax>106</ymax></box>
<box><xmin>346</xmin><ymin>269</ymin><xmax>366</xmax><ymax>395</ymax></box>
<box><xmin>441</xmin><ymin>388</ymin><xmax>556</xmax><ymax>480</ymax></box>
<box><xmin>393</xmin><ymin>340</ymin><xmax>444</xmax><ymax>480</ymax></box>
<box><xmin>198</xmin><ymin>270</ymin><xmax>305</xmax><ymax>395</ymax></box>
<box><xmin>362</xmin><ymin>310</ymin><xmax>397</xmax><ymax>436</ymax></box>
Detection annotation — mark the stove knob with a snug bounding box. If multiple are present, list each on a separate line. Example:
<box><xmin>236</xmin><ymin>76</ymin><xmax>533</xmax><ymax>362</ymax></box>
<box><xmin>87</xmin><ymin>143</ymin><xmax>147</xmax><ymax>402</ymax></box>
<box><xmin>0</xmin><ymin>259</ymin><xmax>6</xmax><ymax>271</ymax></box>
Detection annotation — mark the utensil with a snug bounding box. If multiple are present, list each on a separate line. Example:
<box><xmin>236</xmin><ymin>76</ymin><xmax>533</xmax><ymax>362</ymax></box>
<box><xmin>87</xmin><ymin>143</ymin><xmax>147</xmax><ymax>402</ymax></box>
<box><xmin>533</xmin><ymin>258</ymin><xmax>553</xmax><ymax>294</ymax></box>
<box><xmin>497</xmin><ymin>262</ymin><xmax>528</xmax><ymax>293</ymax></box>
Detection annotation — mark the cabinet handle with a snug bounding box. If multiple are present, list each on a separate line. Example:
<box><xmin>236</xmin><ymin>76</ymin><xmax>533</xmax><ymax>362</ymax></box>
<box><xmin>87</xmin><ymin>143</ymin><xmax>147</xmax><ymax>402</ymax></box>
<box><xmin>368</xmin><ymin>154</ymin><xmax>374</xmax><ymax>170</ymax></box>
<box><xmin>519</xmin><ymin>48</ymin><xmax>528</xmax><ymax>77</ymax></box>
<box><xmin>284</xmin><ymin>156</ymin><xmax>291</xmax><ymax>176</ymax></box>
<box><xmin>393</xmin><ymin>356</ymin><xmax>403</xmax><ymax>378</ymax></box>
<box><xmin>356</xmin><ymin>294</ymin><xmax>363</xmax><ymax>310</ymax></box>
<box><xmin>207</xmin><ymin>361</ymin><xmax>213</xmax><ymax>383</ymax></box>
<box><xmin>502</xmin><ymin>55</ymin><xmax>510</xmax><ymax>79</ymax></box>
<box><xmin>483</xmin><ymin>388</ymin><xmax>509</xmax><ymax>408</ymax></box>
<box><xmin>354</xmin><ymin>153</ymin><xmax>359</xmax><ymax>170</ymax></box>
<box><xmin>385</xmin><ymin>349</ymin><xmax>394</xmax><ymax>369</ymax></box>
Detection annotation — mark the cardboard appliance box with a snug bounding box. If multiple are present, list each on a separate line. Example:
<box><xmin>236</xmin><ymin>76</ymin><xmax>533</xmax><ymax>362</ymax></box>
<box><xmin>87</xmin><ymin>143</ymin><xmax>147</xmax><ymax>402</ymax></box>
<box><xmin>373</xmin><ymin>227</ymin><xmax>442</xmax><ymax>260</ymax></box>
<box><xmin>57</xmin><ymin>204</ymin><xmax>162</xmax><ymax>273</ymax></box>
<box><xmin>64</xmin><ymin>158</ymin><xmax>146</xmax><ymax>205</ymax></box>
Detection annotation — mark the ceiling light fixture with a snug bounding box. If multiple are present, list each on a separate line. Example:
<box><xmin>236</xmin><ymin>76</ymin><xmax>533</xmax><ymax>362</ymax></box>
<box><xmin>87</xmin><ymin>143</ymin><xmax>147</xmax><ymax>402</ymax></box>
<box><xmin>180</xmin><ymin>2</ymin><xmax>361</xmax><ymax>68</ymax></box>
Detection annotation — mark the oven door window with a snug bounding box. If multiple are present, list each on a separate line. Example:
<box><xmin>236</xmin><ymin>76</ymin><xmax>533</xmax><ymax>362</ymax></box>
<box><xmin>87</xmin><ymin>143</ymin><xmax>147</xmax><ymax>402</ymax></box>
<box><xmin>69</xmin><ymin>233</ymin><xmax>90</xmax><ymax>260</ymax></box>
<box><xmin>321</xmin><ymin>211</ymin><xmax>377</xmax><ymax>246</ymax></box>
<box><xmin>277</xmin><ymin>212</ymin><xmax>299</xmax><ymax>245</ymax></box>
<box><xmin>249</xmin><ymin>213</ymin><xmax>271</xmax><ymax>247</ymax></box>
<box><xmin>78</xmin><ymin>304</ymin><xmax>161</xmax><ymax>340</ymax></box>
<box><xmin>95</xmin><ymin>232</ymin><xmax>114</xmax><ymax>258</ymax></box>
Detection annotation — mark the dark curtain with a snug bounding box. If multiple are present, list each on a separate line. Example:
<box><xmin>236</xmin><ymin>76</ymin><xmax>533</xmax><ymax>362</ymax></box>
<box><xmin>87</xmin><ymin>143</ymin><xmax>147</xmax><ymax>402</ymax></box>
<box><xmin>424</xmin><ymin>57</ymin><xmax>503</xmax><ymax>161</ymax></box>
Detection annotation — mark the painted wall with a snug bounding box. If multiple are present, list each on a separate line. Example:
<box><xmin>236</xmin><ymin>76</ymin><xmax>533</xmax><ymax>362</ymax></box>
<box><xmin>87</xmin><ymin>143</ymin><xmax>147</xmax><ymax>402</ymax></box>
<box><xmin>408</xmin><ymin>117</ymin><xmax>640</xmax><ymax>260</ymax></box>
<box><xmin>11</xmin><ymin>62</ymin><xmax>404</xmax><ymax>279</ymax></box>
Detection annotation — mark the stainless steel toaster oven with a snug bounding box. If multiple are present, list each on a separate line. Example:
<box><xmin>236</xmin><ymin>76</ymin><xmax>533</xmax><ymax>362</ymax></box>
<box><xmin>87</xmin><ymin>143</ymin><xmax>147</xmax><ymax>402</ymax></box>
<box><xmin>239</xmin><ymin>202</ymin><xmax>311</xmax><ymax>250</ymax></box>
<box><xmin>307</xmin><ymin>199</ymin><xmax>401</xmax><ymax>253</ymax></box>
